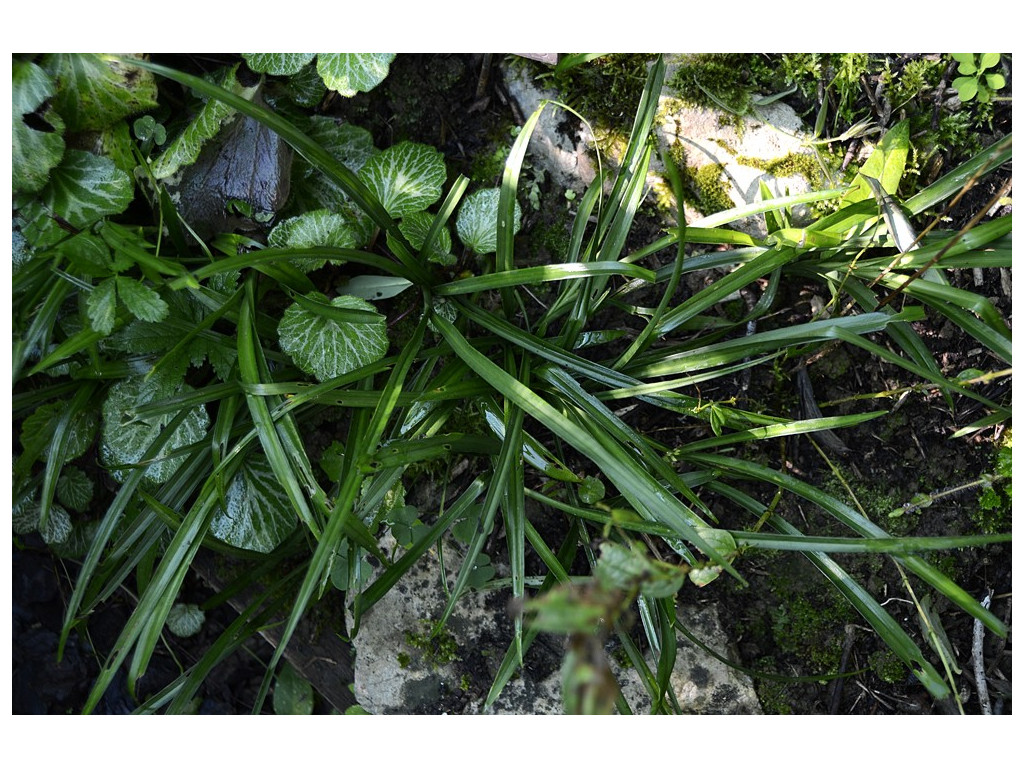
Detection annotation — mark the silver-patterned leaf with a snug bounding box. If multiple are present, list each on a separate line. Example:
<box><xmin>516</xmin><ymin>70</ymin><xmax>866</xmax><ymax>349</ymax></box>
<box><xmin>357</xmin><ymin>141</ymin><xmax>446</xmax><ymax>219</ymax></box>
<box><xmin>12</xmin><ymin>60</ymin><xmax>65</xmax><ymax>195</ymax></box>
<box><xmin>268</xmin><ymin>209</ymin><xmax>359</xmax><ymax>272</ymax></box>
<box><xmin>278</xmin><ymin>293</ymin><xmax>388</xmax><ymax>382</ymax></box>
<box><xmin>101</xmin><ymin>374</ymin><xmax>210</xmax><ymax>484</ymax></box>
<box><xmin>316</xmin><ymin>53</ymin><xmax>395</xmax><ymax>97</ymax></box>
<box><xmin>208</xmin><ymin>451</ymin><xmax>296</xmax><ymax>553</ymax></box>
<box><xmin>151</xmin><ymin>65</ymin><xmax>258</xmax><ymax>180</ymax></box>
<box><xmin>242</xmin><ymin>53</ymin><xmax>316</xmax><ymax>76</ymax></box>
<box><xmin>166</xmin><ymin>603</ymin><xmax>206</xmax><ymax>638</ymax></box>
<box><xmin>56</xmin><ymin>466</ymin><xmax>94</xmax><ymax>512</ymax></box>
<box><xmin>389</xmin><ymin>210</ymin><xmax>455</xmax><ymax>265</ymax></box>
<box><xmin>36</xmin><ymin>149</ymin><xmax>134</xmax><ymax>231</ymax></box>
<box><xmin>41</xmin><ymin>53</ymin><xmax>158</xmax><ymax>132</ymax></box>
<box><xmin>456</xmin><ymin>188</ymin><xmax>522</xmax><ymax>255</ymax></box>
<box><xmin>40</xmin><ymin>504</ymin><xmax>73</xmax><ymax>546</ymax></box>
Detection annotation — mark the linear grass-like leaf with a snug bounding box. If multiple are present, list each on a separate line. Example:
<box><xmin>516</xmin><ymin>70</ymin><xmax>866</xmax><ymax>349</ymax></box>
<box><xmin>634</xmin><ymin>309</ymin><xmax>924</xmax><ymax>378</ymax></box>
<box><xmin>904</xmin><ymin>134</ymin><xmax>1011</xmax><ymax>216</ymax></box>
<box><xmin>237</xmin><ymin>277</ymin><xmax>322</xmax><ymax>538</ymax></box>
<box><xmin>709</xmin><ymin>480</ymin><xmax>951</xmax><ymax>699</ymax></box>
<box><xmin>694</xmin><ymin>454</ymin><xmax>1007</xmax><ymax>637</ymax></box>
<box><xmin>82</xmin><ymin>485</ymin><xmax>219</xmax><ymax>712</ymax></box>
<box><xmin>654</xmin><ymin>246</ymin><xmax>803</xmax><ymax>335</ymax></box>
<box><xmin>678</xmin><ymin>412</ymin><xmax>886</xmax><ymax>453</ymax></box>
<box><xmin>433</xmin><ymin>262</ymin><xmax>656</xmax><ymax>297</ymax></box>
<box><xmin>431</xmin><ymin>312</ymin><xmax>742</xmax><ymax>582</ymax></box>
<box><xmin>833</xmin><ymin>328</ymin><xmax>1006</xmax><ymax>413</ymax></box>
<box><xmin>352</xmin><ymin>476</ymin><xmax>487</xmax><ymax>628</ymax></box>
<box><xmin>252</xmin><ymin>315</ymin><xmax>428</xmax><ymax>711</ymax></box>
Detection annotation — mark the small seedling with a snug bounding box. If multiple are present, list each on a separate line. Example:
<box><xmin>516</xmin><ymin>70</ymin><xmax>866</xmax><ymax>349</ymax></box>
<box><xmin>950</xmin><ymin>54</ymin><xmax>1006</xmax><ymax>103</ymax></box>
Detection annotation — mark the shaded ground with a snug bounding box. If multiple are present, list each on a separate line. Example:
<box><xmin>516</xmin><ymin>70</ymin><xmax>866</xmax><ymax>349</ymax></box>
<box><xmin>12</xmin><ymin>53</ymin><xmax>1011</xmax><ymax>714</ymax></box>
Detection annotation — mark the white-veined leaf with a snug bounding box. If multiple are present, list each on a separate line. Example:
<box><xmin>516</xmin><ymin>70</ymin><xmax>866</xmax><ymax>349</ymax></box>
<box><xmin>39</xmin><ymin>504</ymin><xmax>73</xmax><ymax>546</ymax></box>
<box><xmin>278</xmin><ymin>293</ymin><xmax>389</xmax><ymax>382</ymax></box>
<box><xmin>151</xmin><ymin>65</ymin><xmax>258</xmax><ymax>180</ymax></box>
<box><xmin>56</xmin><ymin>467</ymin><xmax>94</xmax><ymax>512</ymax></box>
<box><xmin>316</xmin><ymin>53</ymin><xmax>395</xmax><ymax>97</ymax></box>
<box><xmin>36</xmin><ymin>150</ymin><xmax>134</xmax><ymax>232</ymax></box>
<box><xmin>41</xmin><ymin>53</ymin><xmax>158</xmax><ymax>132</ymax></box>
<box><xmin>12</xmin><ymin>60</ymin><xmax>65</xmax><ymax>195</ymax></box>
<box><xmin>387</xmin><ymin>210</ymin><xmax>455</xmax><ymax>265</ymax></box>
<box><xmin>209</xmin><ymin>450</ymin><xmax>297</xmax><ymax>553</ymax></box>
<box><xmin>20</xmin><ymin>400</ymin><xmax>98</xmax><ymax>462</ymax></box>
<box><xmin>101</xmin><ymin>374</ymin><xmax>210</xmax><ymax>484</ymax></box>
<box><xmin>456</xmin><ymin>188</ymin><xmax>522</xmax><ymax>255</ymax></box>
<box><xmin>242</xmin><ymin>53</ymin><xmax>316</xmax><ymax>76</ymax></box>
<box><xmin>268</xmin><ymin>209</ymin><xmax>360</xmax><ymax>271</ymax></box>
<box><xmin>357</xmin><ymin>141</ymin><xmax>446</xmax><ymax>218</ymax></box>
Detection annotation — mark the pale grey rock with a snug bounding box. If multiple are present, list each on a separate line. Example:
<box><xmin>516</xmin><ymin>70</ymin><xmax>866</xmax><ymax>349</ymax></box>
<box><xmin>499</xmin><ymin>55</ymin><xmax>822</xmax><ymax>239</ymax></box>
<box><xmin>348</xmin><ymin>532</ymin><xmax>761</xmax><ymax>714</ymax></box>
<box><xmin>498</xmin><ymin>61</ymin><xmax>599</xmax><ymax>193</ymax></box>
<box><xmin>618</xmin><ymin>603</ymin><xmax>763</xmax><ymax>714</ymax></box>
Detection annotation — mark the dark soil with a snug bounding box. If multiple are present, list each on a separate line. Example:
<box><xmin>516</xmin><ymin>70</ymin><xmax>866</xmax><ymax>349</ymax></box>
<box><xmin>12</xmin><ymin>53</ymin><xmax>1011</xmax><ymax>715</ymax></box>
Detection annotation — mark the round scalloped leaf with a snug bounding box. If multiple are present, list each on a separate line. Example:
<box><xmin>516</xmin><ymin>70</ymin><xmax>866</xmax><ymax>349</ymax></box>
<box><xmin>209</xmin><ymin>450</ymin><xmax>297</xmax><ymax>553</ymax></box>
<box><xmin>242</xmin><ymin>53</ymin><xmax>316</xmax><ymax>76</ymax></box>
<box><xmin>166</xmin><ymin>603</ymin><xmax>205</xmax><ymax>638</ymax></box>
<box><xmin>20</xmin><ymin>400</ymin><xmax>98</xmax><ymax>463</ymax></box>
<box><xmin>268</xmin><ymin>209</ymin><xmax>360</xmax><ymax>271</ymax></box>
<box><xmin>273</xmin><ymin>662</ymin><xmax>315</xmax><ymax>715</ymax></box>
<box><xmin>40</xmin><ymin>505</ymin><xmax>73</xmax><ymax>546</ymax></box>
<box><xmin>456</xmin><ymin>188</ymin><xmax>522</xmax><ymax>255</ymax></box>
<box><xmin>13</xmin><ymin>496</ymin><xmax>39</xmax><ymax>536</ymax></box>
<box><xmin>101</xmin><ymin>374</ymin><xmax>210</xmax><ymax>484</ymax></box>
<box><xmin>56</xmin><ymin>467</ymin><xmax>94</xmax><ymax>512</ymax></box>
<box><xmin>357</xmin><ymin>141</ymin><xmax>446</xmax><ymax>219</ymax></box>
<box><xmin>35</xmin><ymin>150</ymin><xmax>134</xmax><ymax>235</ymax></box>
<box><xmin>387</xmin><ymin>211</ymin><xmax>455</xmax><ymax>265</ymax></box>
<box><xmin>578</xmin><ymin>475</ymin><xmax>606</xmax><ymax>505</ymax></box>
<box><xmin>316</xmin><ymin>53</ymin><xmax>395</xmax><ymax>97</ymax></box>
<box><xmin>13</xmin><ymin>60</ymin><xmax>66</xmax><ymax>195</ymax></box>
<box><xmin>41</xmin><ymin>54</ymin><xmax>158</xmax><ymax>133</ymax></box>
<box><xmin>278</xmin><ymin>293</ymin><xmax>389</xmax><ymax>382</ymax></box>
<box><xmin>290</xmin><ymin>118</ymin><xmax>377</xmax><ymax>214</ymax></box>
<box><xmin>687</xmin><ymin>527</ymin><xmax>737</xmax><ymax>587</ymax></box>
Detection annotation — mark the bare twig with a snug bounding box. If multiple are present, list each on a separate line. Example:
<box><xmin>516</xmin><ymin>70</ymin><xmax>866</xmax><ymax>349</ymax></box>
<box><xmin>972</xmin><ymin>591</ymin><xmax>993</xmax><ymax>715</ymax></box>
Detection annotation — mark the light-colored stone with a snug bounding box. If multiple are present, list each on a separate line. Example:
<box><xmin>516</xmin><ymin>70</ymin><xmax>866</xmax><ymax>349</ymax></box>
<box><xmin>618</xmin><ymin>603</ymin><xmax>762</xmax><ymax>714</ymax></box>
<box><xmin>499</xmin><ymin>61</ymin><xmax>599</xmax><ymax>194</ymax></box>
<box><xmin>348</xmin><ymin>532</ymin><xmax>761</xmax><ymax>714</ymax></box>
<box><xmin>656</xmin><ymin>97</ymin><xmax>816</xmax><ymax>237</ymax></box>
<box><xmin>500</xmin><ymin>55</ymin><xmax>823</xmax><ymax>239</ymax></box>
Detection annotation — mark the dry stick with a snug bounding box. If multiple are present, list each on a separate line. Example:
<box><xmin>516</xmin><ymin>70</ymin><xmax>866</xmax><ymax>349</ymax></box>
<box><xmin>972</xmin><ymin>591</ymin><xmax>993</xmax><ymax>715</ymax></box>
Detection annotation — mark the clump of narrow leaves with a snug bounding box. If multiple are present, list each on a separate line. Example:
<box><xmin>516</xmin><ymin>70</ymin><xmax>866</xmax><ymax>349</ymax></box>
<box><xmin>12</xmin><ymin>53</ymin><xmax>1011</xmax><ymax>715</ymax></box>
